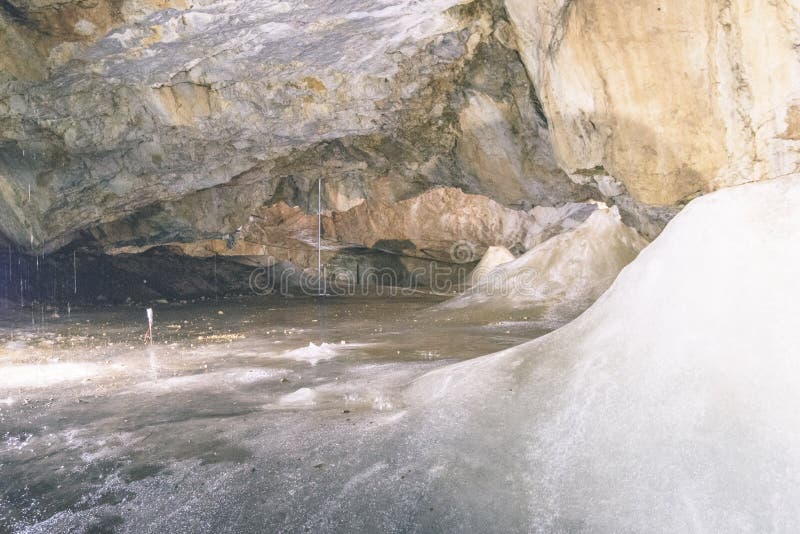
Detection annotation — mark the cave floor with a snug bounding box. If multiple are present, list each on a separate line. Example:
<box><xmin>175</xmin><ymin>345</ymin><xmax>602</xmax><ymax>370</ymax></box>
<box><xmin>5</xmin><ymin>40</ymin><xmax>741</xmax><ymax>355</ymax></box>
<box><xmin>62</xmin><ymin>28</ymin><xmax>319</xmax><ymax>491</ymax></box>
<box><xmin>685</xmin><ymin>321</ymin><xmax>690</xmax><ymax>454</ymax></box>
<box><xmin>0</xmin><ymin>295</ymin><xmax>544</xmax><ymax>533</ymax></box>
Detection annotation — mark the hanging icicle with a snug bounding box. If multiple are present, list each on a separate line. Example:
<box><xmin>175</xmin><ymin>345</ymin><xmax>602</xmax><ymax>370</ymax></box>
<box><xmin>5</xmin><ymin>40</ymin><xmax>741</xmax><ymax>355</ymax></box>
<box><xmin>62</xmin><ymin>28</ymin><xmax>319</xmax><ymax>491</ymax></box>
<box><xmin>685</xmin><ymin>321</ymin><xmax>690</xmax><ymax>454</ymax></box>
<box><xmin>144</xmin><ymin>307</ymin><xmax>153</xmax><ymax>344</ymax></box>
<box><xmin>318</xmin><ymin>177</ymin><xmax>323</xmax><ymax>296</ymax></box>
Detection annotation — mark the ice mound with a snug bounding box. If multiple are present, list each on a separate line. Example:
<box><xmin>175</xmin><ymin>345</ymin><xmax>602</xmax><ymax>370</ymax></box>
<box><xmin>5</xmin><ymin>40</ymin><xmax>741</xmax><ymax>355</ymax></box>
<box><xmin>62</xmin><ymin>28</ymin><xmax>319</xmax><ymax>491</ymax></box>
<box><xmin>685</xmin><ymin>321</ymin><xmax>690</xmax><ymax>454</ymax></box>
<box><xmin>467</xmin><ymin>246</ymin><xmax>515</xmax><ymax>286</ymax></box>
<box><xmin>407</xmin><ymin>176</ymin><xmax>800</xmax><ymax>530</ymax></box>
<box><xmin>435</xmin><ymin>206</ymin><xmax>648</xmax><ymax>326</ymax></box>
<box><xmin>279</xmin><ymin>342</ymin><xmax>339</xmax><ymax>365</ymax></box>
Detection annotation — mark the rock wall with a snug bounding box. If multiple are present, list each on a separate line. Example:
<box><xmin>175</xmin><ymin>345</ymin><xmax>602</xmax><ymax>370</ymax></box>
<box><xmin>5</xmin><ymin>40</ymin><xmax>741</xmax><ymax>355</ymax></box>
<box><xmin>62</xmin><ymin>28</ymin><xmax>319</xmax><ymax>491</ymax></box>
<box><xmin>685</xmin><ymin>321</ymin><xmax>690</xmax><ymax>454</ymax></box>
<box><xmin>504</xmin><ymin>0</ymin><xmax>800</xmax><ymax>205</ymax></box>
<box><xmin>0</xmin><ymin>0</ymin><xmax>587</xmax><ymax>253</ymax></box>
<box><xmin>104</xmin><ymin>188</ymin><xmax>598</xmax><ymax>268</ymax></box>
<box><xmin>3</xmin><ymin>0</ymin><xmax>798</xmax><ymax>262</ymax></box>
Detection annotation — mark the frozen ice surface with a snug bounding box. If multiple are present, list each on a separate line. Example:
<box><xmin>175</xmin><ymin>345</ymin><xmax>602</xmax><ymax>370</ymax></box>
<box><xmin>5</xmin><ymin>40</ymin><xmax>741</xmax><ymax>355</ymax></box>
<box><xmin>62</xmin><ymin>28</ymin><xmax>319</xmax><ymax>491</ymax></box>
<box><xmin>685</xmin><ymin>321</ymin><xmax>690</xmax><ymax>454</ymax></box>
<box><xmin>0</xmin><ymin>294</ymin><xmax>546</xmax><ymax>532</ymax></box>
<box><xmin>0</xmin><ymin>363</ymin><xmax>101</xmax><ymax>389</ymax></box>
<box><xmin>408</xmin><ymin>175</ymin><xmax>800</xmax><ymax>531</ymax></box>
<box><xmin>4</xmin><ymin>176</ymin><xmax>797</xmax><ymax>532</ymax></box>
<box><xmin>279</xmin><ymin>387</ymin><xmax>318</xmax><ymax>406</ymax></box>
<box><xmin>436</xmin><ymin>206</ymin><xmax>648</xmax><ymax>327</ymax></box>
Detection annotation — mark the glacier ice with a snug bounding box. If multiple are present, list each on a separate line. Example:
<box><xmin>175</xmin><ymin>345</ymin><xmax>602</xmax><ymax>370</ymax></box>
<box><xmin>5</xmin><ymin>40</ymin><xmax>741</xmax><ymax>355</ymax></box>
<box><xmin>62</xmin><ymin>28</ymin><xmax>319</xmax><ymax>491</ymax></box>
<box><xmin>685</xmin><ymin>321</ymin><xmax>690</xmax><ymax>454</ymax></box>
<box><xmin>6</xmin><ymin>178</ymin><xmax>800</xmax><ymax>533</ymax></box>
<box><xmin>436</xmin><ymin>206</ymin><xmax>648</xmax><ymax>327</ymax></box>
<box><xmin>405</xmin><ymin>175</ymin><xmax>800</xmax><ymax>532</ymax></box>
<box><xmin>467</xmin><ymin>245</ymin><xmax>515</xmax><ymax>286</ymax></box>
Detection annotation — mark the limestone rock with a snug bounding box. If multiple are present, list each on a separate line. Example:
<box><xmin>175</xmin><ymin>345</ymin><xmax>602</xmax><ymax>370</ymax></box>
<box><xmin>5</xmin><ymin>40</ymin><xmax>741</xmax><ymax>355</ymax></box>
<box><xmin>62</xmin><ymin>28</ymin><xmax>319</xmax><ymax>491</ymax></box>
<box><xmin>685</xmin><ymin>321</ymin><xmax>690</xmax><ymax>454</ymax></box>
<box><xmin>106</xmin><ymin>189</ymin><xmax>599</xmax><ymax>274</ymax></box>
<box><xmin>0</xmin><ymin>0</ymin><xmax>584</xmax><ymax>252</ymax></box>
<box><xmin>504</xmin><ymin>0</ymin><xmax>800</xmax><ymax>205</ymax></box>
<box><xmin>326</xmin><ymin>187</ymin><xmax>595</xmax><ymax>263</ymax></box>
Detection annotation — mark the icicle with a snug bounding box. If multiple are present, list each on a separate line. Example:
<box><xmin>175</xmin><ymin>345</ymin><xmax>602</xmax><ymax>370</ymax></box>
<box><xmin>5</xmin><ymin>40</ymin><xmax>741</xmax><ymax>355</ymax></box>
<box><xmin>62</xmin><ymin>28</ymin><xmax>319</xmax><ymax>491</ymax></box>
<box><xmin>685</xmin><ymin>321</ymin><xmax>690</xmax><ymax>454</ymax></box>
<box><xmin>73</xmin><ymin>251</ymin><xmax>77</xmax><ymax>294</ymax></box>
<box><xmin>144</xmin><ymin>307</ymin><xmax>154</xmax><ymax>344</ymax></box>
<box><xmin>28</xmin><ymin>184</ymin><xmax>31</xmax><ymax>202</ymax></box>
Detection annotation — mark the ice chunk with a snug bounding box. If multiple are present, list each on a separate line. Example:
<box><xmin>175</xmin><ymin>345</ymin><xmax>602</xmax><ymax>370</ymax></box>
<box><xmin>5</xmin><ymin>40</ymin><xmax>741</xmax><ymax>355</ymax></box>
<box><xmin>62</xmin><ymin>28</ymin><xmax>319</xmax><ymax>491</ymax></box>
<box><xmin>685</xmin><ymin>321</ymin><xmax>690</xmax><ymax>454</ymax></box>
<box><xmin>408</xmin><ymin>176</ymin><xmax>800</xmax><ymax>531</ymax></box>
<box><xmin>435</xmin><ymin>206</ymin><xmax>648</xmax><ymax>326</ymax></box>
<box><xmin>467</xmin><ymin>246</ymin><xmax>515</xmax><ymax>286</ymax></box>
<box><xmin>279</xmin><ymin>342</ymin><xmax>339</xmax><ymax>365</ymax></box>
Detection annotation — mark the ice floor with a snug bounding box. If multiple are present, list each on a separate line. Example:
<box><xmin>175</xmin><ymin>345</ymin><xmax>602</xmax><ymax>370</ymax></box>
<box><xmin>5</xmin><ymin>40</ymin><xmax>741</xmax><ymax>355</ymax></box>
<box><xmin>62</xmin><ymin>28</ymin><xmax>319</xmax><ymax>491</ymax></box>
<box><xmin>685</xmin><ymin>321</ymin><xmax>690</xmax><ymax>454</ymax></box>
<box><xmin>0</xmin><ymin>295</ymin><xmax>546</xmax><ymax>533</ymax></box>
<box><xmin>4</xmin><ymin>177</ymin><xmax>800</xmax><ymax>533</ymax></box>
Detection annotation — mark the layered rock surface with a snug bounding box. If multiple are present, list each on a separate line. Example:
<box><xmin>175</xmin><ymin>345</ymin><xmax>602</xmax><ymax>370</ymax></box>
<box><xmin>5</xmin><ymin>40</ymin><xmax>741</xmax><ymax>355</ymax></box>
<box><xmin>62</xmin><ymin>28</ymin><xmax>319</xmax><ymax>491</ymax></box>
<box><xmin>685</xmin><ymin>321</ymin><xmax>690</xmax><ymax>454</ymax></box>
<box><xmin>2</xmin><ymin>0</ymin><xmax>798</xmax><ymax>280</ymax></box>
<box><xmin>106</xmin><ymin>188</ymin><xmax>597</xmax><ymax>269</ymax></box>
<box><xmin>0</xmin><ymin>0</ymin><xmax>586</xmax><ymax>254</ymax></box>
<box><xmin>505</xmin><ymin>0</ymin><xmax>800</xmax><ymax>206</ymax></box>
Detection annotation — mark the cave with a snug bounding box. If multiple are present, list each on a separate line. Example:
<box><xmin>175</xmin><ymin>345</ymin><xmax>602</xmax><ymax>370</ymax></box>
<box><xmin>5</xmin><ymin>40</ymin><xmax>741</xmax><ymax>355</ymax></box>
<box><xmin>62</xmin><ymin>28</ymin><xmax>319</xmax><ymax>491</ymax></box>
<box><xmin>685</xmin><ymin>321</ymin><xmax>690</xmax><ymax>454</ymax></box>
<box><xmin>2</xmin><ymin>0</ymin><xmax>800</xmax><ymax>532</ymax></box>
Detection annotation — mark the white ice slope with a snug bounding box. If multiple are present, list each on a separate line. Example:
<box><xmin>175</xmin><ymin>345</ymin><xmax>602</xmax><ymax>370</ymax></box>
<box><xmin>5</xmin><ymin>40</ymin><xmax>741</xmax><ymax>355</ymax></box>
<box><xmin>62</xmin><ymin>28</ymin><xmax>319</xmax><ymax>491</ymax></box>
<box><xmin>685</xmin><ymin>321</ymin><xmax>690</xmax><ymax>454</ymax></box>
<box><xmin>436</xmin><ymin>206</ymin><xmax>647</xmax><ymax>326</ymax></box>
<box><xmin>408</xmin><ymin>175</ymin><xmax>800</xmax><ymax>531</ymax></box>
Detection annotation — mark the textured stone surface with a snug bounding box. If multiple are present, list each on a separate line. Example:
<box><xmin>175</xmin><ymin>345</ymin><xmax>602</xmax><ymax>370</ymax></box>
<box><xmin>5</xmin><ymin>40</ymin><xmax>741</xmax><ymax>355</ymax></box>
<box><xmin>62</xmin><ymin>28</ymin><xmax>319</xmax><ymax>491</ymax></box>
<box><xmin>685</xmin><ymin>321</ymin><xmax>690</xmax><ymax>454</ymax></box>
<box><xmin>5</xmin><ymin>0</ymin><xmax>795</xmax><ymax>258</ymax></box>
<box><xmin>505</xmin><ymin>0</ymin><xmax>800</xmax><ymax>206</ymax></box>
<box><xmin>0</xmin><ymin>0</ymin><xmax>585</xmax><ymax>253</ymax></box>
<box><xmin>327</xmin><ymin>188</ymin><xmax>598</xmax><ymax>262</ymax></box>
<box><xmin>107</xmin><ymin>188</ymin><xmax>598</xmax><ymax>269</ymax></box>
